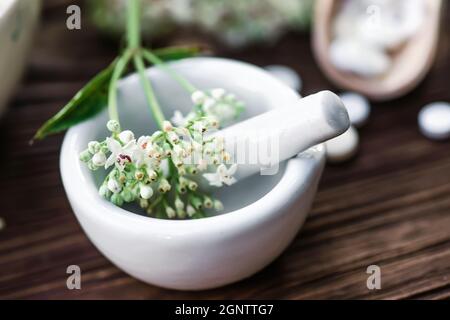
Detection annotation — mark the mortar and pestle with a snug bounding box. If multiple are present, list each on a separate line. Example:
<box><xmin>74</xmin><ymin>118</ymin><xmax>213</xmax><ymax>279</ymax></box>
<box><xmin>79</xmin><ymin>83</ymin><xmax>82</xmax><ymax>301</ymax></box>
<box><xmin>60</xmin><ymin>58</ymin><xmax>349</xmax><ymax>290</ymax></box>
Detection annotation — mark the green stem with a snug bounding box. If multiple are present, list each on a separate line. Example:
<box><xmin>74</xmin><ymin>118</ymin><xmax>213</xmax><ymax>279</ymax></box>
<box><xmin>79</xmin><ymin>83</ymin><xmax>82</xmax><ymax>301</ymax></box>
<box><xmin>142</xmin><ymin>49</ymin><xmax>197</xmax><ymax>94</ymax></box>
<box><xmin>127</xmin><ymin>0</ymin><xmax>140</xmax><ymax>49</ymax></box>
<box><xmin>133</xmin><ymin>53</ymin><xmax>166</xmax><ymax>129</ymax></box>
<box><xmin>108</xmin><ymin>50</ymin><xmax>133</xmax><ymax>123</ymax></box>
<box><xmin>125</xmin><ymin>0</ymin><xmax>166</xmax><ymax>129</ymax></box>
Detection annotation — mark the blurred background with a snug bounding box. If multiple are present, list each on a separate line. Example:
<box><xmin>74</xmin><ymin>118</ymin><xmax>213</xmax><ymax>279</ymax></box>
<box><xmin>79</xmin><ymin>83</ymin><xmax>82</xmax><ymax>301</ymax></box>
<box><xmin>0</xmin><ymin>0</ymin><xmax>449</xmax><ymax>299</ymax></box>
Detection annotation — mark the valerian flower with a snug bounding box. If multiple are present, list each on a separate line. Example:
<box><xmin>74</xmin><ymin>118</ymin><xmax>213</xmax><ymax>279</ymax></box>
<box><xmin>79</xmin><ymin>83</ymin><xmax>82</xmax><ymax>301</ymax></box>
<box><xmin>171</xmin><ymin>110</ymin><xmax>187</xmax><ymax>127</ymax></box>
<box><xmin>203</xmin><ymin>164</ymin><xmax>238</xmax><ymax>187</ymax></box>
<box><xmin>80</xmin><ymin>94</ymin><xmax>242</xmax><ymax>220</ymax></box>
<box><xmin>170</xmin><ymin>88</ymin><xmax>245</xmax><ymax>130</ymax></box>
<box><xmin>105</xmin><ymin>137</ymin><xmax>136</xmax><ymax>169</ymax></box>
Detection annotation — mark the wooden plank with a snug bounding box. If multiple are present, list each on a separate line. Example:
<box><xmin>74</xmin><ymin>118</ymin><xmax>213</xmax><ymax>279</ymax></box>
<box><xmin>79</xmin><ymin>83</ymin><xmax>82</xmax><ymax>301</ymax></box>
<box><xmin>0</xmin><ymin>0</ymin><xmax>449</xmax><ymax>299</ymax></box>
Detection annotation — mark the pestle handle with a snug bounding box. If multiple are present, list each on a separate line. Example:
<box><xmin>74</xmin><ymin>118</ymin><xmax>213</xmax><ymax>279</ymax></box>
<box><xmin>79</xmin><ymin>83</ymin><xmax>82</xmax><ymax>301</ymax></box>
<box><xmin>213</xmin><ymin>90</ymin><xmax>350</xmax><ymax>181</ymax></box>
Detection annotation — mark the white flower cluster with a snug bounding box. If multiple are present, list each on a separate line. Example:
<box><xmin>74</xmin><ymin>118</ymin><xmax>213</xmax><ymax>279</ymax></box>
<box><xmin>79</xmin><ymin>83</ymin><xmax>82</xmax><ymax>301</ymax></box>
<box><xmin>90</xmin><ymin>0</ymin><xmax>313</xmax><ymax>47</ymax></box>
<box><xmin>171</xmin><ymin>88</ymin><xmax>244</xmax><ymax>128</ymax></box>
<box><xmin>80</xmin><ymin>115</ymin><xmax>236</xmax><ymax>219</ymax></box>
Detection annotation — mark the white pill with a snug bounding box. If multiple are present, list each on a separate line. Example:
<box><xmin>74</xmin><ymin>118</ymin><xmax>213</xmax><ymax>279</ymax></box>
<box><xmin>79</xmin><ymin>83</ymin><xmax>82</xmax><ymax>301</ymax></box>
<box><xmin>358</xmin><ymin>19</ymin><xmax>410</xmax><ymax>50</ymax></box>
<box><xmin>325</xmin><ymin>126</ymin><xmax>359</xmax><ymax>163</ymax></box>
<box><xmin>398</xmin><ymin>0</ymin><xmax>425</xmax><ymax>38</ymax></box>
<box><xmin>356</xmin><ymin>0</ymin><xmax>424</xmax><ymax>50</ymax></box>
<box><xmin>339</xmin><ymin>92</ymin><xmax>371</xmax><ymax>127</ymax></box>
<box><xmin>333</xmin><ymin>6</ymin><xmax>358</xmax><ymax>38</ymax></box>
<box><xmin>329</xmin><ymin>37</ymin><xmax>391</xmax><ymax>78</ymax></box>
<box><xmin>265</xmin><ymin>65</ymin><xmax>302</xmax><ymax>92</ymax></box>
<box><xmin>418</xmin><ymin>102</ymin><xmax>450</xmax><ymax>140</ymax></box>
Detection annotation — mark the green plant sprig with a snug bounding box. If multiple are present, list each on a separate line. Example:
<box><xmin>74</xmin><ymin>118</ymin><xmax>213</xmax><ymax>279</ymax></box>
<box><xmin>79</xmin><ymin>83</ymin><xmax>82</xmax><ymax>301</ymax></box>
<box><xmin>35</xmin><ymin>0</ymin><xmax>244</xmax><ymax>219</ymax></box>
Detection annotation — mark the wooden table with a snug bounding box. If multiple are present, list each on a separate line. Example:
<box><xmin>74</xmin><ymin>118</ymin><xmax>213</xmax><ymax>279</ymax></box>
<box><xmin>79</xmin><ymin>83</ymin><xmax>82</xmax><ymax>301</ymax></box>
<box><xmin>1</xmin><ymin>1</ymin><xmax>449</xmax><ymax>300</ymax></box>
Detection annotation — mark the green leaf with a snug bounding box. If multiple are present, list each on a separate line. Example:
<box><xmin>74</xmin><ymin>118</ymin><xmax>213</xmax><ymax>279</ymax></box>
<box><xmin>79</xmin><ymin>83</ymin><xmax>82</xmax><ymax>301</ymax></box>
<box><xmin>31</xmin><ymin>46</ymin><xmax>200</xmax><ymax>142</ymax></box>
<box><xmin>152</xmin><ymin>45</ymin><xmax>201</xmax><ymax>61</ymax></box>
<box><xmin>33</xmin><ymin>59</ymin><xmax>118</xmax><ymax>141</ymax></box>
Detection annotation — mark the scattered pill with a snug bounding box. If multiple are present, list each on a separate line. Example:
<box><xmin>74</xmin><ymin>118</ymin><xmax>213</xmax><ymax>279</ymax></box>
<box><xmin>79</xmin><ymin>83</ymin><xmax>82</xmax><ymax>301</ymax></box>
<box><xmin>329</xmin><ymin>37</ymin><xmax>391</xmax><ymax>78</ymax></box>
<box><xmin>418</xmin><ymin>102</ymin><xmax>450</xmax><ymax>140</ymax></box>
<box><xmin>325</xmin><ymin>126</ymin><xmax>359</xmax><ymax>163</ymax></box>
<box><xmin>265</xmin><ymin>65</ymin><xmax>302</xmax><ymax>92</ymax></box>
<box><xmin>330</xmin><ymin>0</ymin><xmax>424</xmax><ymax>77</ymax></box>
<box><xmin>339</xmin><ymin>92</ymin><xmax>371</xmax><ymax>127</ymax></box>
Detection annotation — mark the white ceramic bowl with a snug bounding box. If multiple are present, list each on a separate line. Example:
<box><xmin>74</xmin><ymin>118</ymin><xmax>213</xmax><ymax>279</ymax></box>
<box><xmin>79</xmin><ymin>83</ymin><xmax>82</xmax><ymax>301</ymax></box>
<box><xmin>60</xmin><ymin>58</ymin><xmax>326</xmax><ymax>290</ymax></box>
<box><xmin>0</xmin><ymin>0</ymin><xmax>40</xmax><ymax>117</ymax></box>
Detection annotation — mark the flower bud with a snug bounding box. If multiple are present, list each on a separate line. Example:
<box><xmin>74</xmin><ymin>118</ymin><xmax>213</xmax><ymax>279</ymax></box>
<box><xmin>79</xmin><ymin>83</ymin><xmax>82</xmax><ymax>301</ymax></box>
<box><xmin>140</xmin><ymin>184</ymin><xmax>154</xmax><ymax>200</ymax></box>
<box><xmin>121</xmin><ymin>189</ymin><xmax>135</xmax><ymax>202</ymax></box>
<box><xmin>119</xmin><ymin>130</ymin><xmax>135</xmax><ymax>144</ymax></box>
<box><xmin>92</xmin><ymin>152</ymin><xmax>107</xmax><ymax>167</ymax></box>
<box><xmin>163</xmin><ymin>121</ymin><xmax>173</xmax><ymax>132</ymax></box>
<box><xmin>191</xmin><ymin>90</ymin><xmax>206</xmax><ymax>105</ymax></box>
<box><xmin>166</xmin><ymin>206</ymin><xmax>176</xmax><ymax>219</ymax></box>
<box><xmin>88</xmin><ymin>141</ymin><xmax>101</xmax><ymax>154</ymax></box>
<box><xmin>79</xmin><ymin>150</ymin><xmax>92</xmax><ymax>162</ymax></box>
<box><xmin>190</xmin><ymin>196</ymin><xmax>203</xmax><ymax>210</ymax></box>
<box><xmin>163</xmin><ymin>143</ymin><xmax>172</xmax><ymax>156</ymax></box>
<box><xmin>107</xmin><ymin>179</ymin><xmax>122</xmax><ymax>194</ymax></box>
<box><xmin>175</xmin><ymin>197</ymin><xmax>184</xmax><ymax>211</ymax></box>
<box><xmin>168</xmin><ymin>131</ymin><xmax>180</xmax><ymax>144</ymax></box>
<box><xmin>99</xmin><ymin>185</ymin><xmax>111</xmax><ymax>199</ymax></box>
<box><xmin>107</xmin><ymin>120</ymin><xmax>120</xmax><ymax>133</ymax></box>
<box><xmin>212</xmin><ymin>156</ymin><xmax>221</xmax><ymax>165</ymax></box>
<box><xmin>177</xmin><ymin>127</ymin><xmax>190</xmax><ymax>137</ymax></box>
<box><xmin>187</xmin><ymin>166</ymin><xmax>198</xmax><ymax>175</ymax></box>
<box><xmin>186</xmin><ymin>204</ymin><xmax>196</xmax><ymax>217</ymax></box>
<box><xmin>193</xmin><ymin>121</ymin><xmax>206</xmax><ymax>133</ymax></box>
<box><xmin>222</xmin><ymin>151</ymin><xmax>231</xmax><ymax>162</ymax></box>
<box><xmin>225</xmin><ymin>93</ymin><xmax>236</xmax><ymax>102</ymax></box>
<box><xmin>146</xmin><ymin>169</ymin><xmax>158</xmax><ymax>181</ymax></box>
<box><xmin>176</xmin><ymin>208</ymin><xmax>186</xmax><ymax>219</ymax></box>
<box><xmin>177</xmin><ymin>166</ymin><xmax>186</xmax><ymax>176</ymax></box>
<box><xmin>182</xmin><ymin>141</ymin><xmax>193</xmax><ymax>154</ymax></box>
<box><xmin>158</xmin><ymin>179</ymin><xmax>171</xmax><ymax>193</ymax></box>
<box><xmin>153</xmin><ymin>151</ymin><xmax>162</xmax><ymax>160</ymax></box>
<box><xmin>138</xmin><ymin>135</ymin><xmax>150</xmax><ymax>148</ymax></box>
<box><xmin>173</xmin><ymin>145</ymin><xmax>185</xmax><ymax>157</ymax></box>
<box><xmin>176</xmin><ymin>184</ymin><xmax>187</xmax><ymax>194</ymax></box>
<box><xmin>214</xmin><ymin>200</ymin><xmax>224</xmax><ymax>211</ymax></box>
<box><xmin>236</xmin><ymin>101</ymin><xmax>245</xmax><ymax>109</ymax></box>
<box><xmin>139</xmin><ymin>198</ymin><xmax>149</xmax><ymax>209</ymax></box>
<box><xmin>134</xmin><ymin>170</ymin><xmax>145</xmax><ymax>180</ymax></box>
<box><xmin>179</xmin><ymin>177</ymin><xmax>188</xmax><ymax>188</ymax></box>
<box><xmin>87</xmin><ymin>162</ymin><xmax>99</xmax><ymax>171</ymax></box>
<box><xmin>172</xmin><ymin>154</ymin><xmax>183</xmax><ymax>168</ymax></box>
<box><xmin>203</xmin><ymin>196</ymin><xmax>213</xmax><ymax>209</ymax></box>
<box><xmin>211</xmin><ymin>88</ymin><xmax>226</xmax><ymax>99</ymax></box>
<box><xmin>203</xmin><ymin>98</ymin><xmax>215</xmax><ymax>112</ymax></box>
<box><xmin>208</xmin><ymin>117</ymin><xmax>219</xmax><ymax>129</ymax></box>
<box><xmin>111</xmin><ymin>193</ymin><xmax>124</xmax><ymax>206</ymax></box>
<box><xmin>152</xmin><ymin>130</ymin><xmax>164</xmax><ymax>140</ymax></box>
<box><xmin>188</xmin><ymin>181</ymin><xmax>198</xmax><ymax>191</ymax></box>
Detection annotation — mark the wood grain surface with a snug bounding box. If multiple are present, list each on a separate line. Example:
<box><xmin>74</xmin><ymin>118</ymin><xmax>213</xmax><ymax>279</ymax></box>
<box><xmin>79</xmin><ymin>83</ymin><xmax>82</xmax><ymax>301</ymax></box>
<box><xmin>0</xmin><ymin>0</ymin><xmax>449</xmax><ymax>300</ymax></box>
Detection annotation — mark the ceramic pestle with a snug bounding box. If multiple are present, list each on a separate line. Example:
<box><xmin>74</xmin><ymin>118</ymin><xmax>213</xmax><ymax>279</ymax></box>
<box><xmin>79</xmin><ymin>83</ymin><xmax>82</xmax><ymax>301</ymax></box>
<box><xmin>208</xmin><ymin>90</ymin><xmax>350</xmax><ymax>183</ymax></box>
